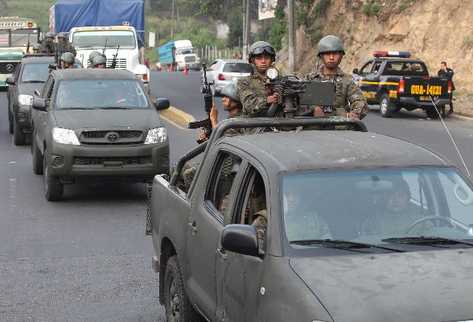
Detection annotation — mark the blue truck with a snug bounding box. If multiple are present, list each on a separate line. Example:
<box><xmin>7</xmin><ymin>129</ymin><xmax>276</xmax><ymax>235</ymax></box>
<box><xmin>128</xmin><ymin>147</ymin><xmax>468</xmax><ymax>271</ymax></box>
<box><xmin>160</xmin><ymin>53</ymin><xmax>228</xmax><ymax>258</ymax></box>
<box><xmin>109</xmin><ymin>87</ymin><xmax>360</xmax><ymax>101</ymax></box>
<box><xmin>157</xmin><ymin>40</ymin><xmax>200</xmax><ymax>71</ymax></box>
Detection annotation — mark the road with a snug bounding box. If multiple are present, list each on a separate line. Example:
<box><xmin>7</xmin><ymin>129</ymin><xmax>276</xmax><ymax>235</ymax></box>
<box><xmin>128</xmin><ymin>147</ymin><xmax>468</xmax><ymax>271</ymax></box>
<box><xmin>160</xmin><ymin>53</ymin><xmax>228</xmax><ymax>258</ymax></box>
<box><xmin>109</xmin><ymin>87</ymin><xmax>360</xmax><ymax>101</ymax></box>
<box><xmin>0</xmin><ymin>70</ymin><xmax>472</xmax><ymax>321</ymax></box>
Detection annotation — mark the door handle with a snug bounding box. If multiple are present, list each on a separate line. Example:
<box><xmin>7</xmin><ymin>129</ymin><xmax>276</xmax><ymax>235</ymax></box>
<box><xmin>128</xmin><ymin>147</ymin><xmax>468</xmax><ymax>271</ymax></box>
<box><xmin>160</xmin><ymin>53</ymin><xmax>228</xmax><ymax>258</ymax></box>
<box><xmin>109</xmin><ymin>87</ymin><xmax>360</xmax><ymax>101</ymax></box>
<box><xmin>216</xmin><ymin>247</ymin><xmax>227</xmax><ymax>260</ymax></box>
<box><xmin>188</xmin><ymin>221</ymin><xmax>198</xmax><ymax>235</ymax></box>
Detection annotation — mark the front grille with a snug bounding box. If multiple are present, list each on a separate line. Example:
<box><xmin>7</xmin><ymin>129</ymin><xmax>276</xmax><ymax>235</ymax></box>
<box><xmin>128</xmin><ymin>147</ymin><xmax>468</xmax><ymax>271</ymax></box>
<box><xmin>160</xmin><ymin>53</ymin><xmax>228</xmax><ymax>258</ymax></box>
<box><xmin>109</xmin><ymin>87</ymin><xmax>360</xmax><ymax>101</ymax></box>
<box><xmin>80</xmin><ymin>130</ymin><xmax>144</xmax><ymax>144</ymax></box>
<box><xmin>74</xmin><ymin>156</ymin><xmax>152</xmax><ymax>166</ymax></box>
<box><xmin>106</xmin><ymin>58</ymin><xmax>127</xmax><ymax>69</ymax></box>
<box><xmin>184</xmin><ymin>56</ymin><xmax>196</xmax><ymax>63</ymax></box>
<box><xmin>0</xmin><ymin>62</ymin><xmax>19</xmax><ymax>74</ymax></box>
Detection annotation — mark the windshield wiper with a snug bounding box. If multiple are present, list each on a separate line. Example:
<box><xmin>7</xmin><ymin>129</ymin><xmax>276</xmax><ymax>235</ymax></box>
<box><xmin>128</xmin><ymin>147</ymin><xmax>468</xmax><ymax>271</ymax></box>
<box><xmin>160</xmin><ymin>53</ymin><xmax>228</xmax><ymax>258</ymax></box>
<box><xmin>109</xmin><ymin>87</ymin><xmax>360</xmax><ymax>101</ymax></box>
<box><xmin>97</xmin><ymin>107</ymin><xmax>133</xmax><ymax>110</ymax></box>
<box><xmin>382</xmin><ymin>236</ymin><xmax>473</xmax><ymax>247</ymax></box>
<box><xmin>22</xmin><ymin>80</ymin><xmax>45</xmax><ymax>83</ymax></box>
<box><xmin>290</xmin><ymin>239</ymin><xmax>404</xmax><ymax>253</ymax></box>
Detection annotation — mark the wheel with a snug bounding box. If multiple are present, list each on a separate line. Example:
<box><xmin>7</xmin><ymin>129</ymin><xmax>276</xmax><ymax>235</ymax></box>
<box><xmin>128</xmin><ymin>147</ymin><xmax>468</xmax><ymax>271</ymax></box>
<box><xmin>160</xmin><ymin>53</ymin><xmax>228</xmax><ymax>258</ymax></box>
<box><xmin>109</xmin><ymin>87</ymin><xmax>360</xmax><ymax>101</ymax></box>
<box><xmin>43</xmin><ymin>150</ymin><xmax>63</xmax><ymax>201</ymax></box>
<box><xmin>379</xmin><ymin>94</ymin><xmax>399</xmax><ymax>118</ymax></box>
<box><xmin>164</xmin><ymin>256</ymin><xmax>201</xmax><ymax>322</ymax></box>
<box><xmin>32</xmin><ymin>136</ymin><xmax>43</xmax><ymax>175</ymax></box>
<box><xmin>425</xmin><ymin>108</ymin><xmax>440</xmax><ymax>119</ymax></box>
<box><xmin>13</xmin><ymin>115</ymin><xmax>26</xmax><ymax>145</ymax></box>
<box><xmin>8</xmin><ymin>109</ymin><xmax>13</xmax><ymax>134</ymax></box>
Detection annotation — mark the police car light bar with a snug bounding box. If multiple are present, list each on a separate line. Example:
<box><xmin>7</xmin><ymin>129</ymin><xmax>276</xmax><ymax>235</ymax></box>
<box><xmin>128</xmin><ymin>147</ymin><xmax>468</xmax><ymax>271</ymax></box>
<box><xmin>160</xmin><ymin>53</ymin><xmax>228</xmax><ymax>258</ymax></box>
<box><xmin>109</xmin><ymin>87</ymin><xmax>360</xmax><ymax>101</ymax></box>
<box><xmin>373</xmin><ymin>51</ymin><xmax>411</xmax><ymax>58</ymax></box>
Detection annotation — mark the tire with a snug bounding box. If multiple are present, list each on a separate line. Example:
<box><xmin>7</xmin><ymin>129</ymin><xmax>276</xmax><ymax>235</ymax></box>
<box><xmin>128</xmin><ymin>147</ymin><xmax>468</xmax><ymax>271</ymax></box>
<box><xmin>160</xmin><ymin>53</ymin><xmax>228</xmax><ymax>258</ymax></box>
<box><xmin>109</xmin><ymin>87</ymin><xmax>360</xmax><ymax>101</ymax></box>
<box><xmin>164</xmin><ymin>256</ymin><xmax>201</xmax><ymax>322</ymax></box>
<box><xmin>43</xmin><ymin>150</ymin><xmax>63</xmax><ymax>201</ymax></box>
<box><xmin>32</xmin><ymin>137</ymin><xmax>43</xmax><ymax>175</ymax></box>
<box><xmin>8</xmin><ymin>109</ymin><xmax>13</xmax><ymax>134</ymax></box>
<box><xmin>13</xmin><ymin>115</ymin><xmax>26</xmax><ymax>146</ymax></box>
<box><xmin>379</xmin><ymin>94</ymin><xmax>399</xmax><ymax>118</ymax></box>
<box><xmin>425</xmin><ymin>108</ymin><xmax>440</xmax><ymax>119</ymax></box>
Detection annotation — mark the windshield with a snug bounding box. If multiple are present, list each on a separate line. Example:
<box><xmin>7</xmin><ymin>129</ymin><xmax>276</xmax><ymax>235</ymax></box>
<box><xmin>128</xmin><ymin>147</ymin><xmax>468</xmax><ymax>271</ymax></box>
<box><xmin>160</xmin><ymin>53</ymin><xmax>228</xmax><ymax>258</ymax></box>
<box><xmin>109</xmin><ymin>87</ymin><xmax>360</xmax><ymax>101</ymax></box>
<box><xmin>21</xmin><ymin>63</ymin><xmax>50</xmax><ymax>83</ymax></box>
<box><xmin>382</xmin><ymin>61</ymin><xmax>428</xmax><ymax>76</ymax></box>
<box><xmin>282</xmin><ymin>167</ymin><xmax>473</xmax><ymax>247</ymax></box>
<box><xmin>72</xmin><ymin>31</ymin><xmax>136</xmax><ymax>49</ymax></box>
<box><xmin>223</xmin><ymin>62</ymin><xmax>252</xmax><ymax>73</ymax></box>
<box><xmin>55</xmin><ymin>79</ymin><xmax>148</xmax><ymax>110</ymax></box>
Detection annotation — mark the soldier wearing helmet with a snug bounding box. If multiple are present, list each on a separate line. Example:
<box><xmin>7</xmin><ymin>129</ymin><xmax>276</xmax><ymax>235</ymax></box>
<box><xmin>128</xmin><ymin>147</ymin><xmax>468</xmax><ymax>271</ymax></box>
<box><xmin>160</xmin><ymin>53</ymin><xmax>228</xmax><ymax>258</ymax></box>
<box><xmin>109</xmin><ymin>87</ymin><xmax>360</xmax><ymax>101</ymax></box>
<box><xmin>197</xmin><ymin>82</ymin><xmax>243</xmax><ymax>143</ymax></box>
<box><xmin>87</xmin><ymin>51</ymin><xmax>102</xmax><ymax>68</ymax></box>
<box><xmin>57</xmin><ymin>32</ymin><xmax>76</xmax><ymax>57</ymax></box>
<box><xmin>237</xmin><ymin>41</ymin><xmax>280</xmax><ymax>117</ymax></box>
<box><xmin>40</xmin><ymin>32</ymin><xmax>56</xmax><ymax>55</ymax></box>
<box><xmin>92</xmin><ymin>54</ymin><xmax>107</xmax><ymax>69</ymax></box>
<box><xmin>306</xmin><ymin>35</ymin><xmax>367</xmax><ymax>120</ymax></box>
<box><xmin>60</xmin><ymin>52</ymin><xmax>75</xmax><ymax>69</ymax></box>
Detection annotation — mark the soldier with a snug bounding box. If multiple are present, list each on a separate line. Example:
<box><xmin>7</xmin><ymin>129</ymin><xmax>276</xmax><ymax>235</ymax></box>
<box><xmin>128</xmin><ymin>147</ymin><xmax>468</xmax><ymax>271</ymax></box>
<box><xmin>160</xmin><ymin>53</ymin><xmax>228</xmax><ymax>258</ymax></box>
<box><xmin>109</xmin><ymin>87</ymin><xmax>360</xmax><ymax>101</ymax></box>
<box><xmin>87</xmin><ymin>51</ymin><xmax>101</xmax><ymax>68</ymax></box>
<box><xmin>306</xmin><ymin>35</ymin><xmax>368</xmax><ymax>120</ymax></box>
<box><xmin>57</xmin><ymin>32</ymin><xmax>77</xmax><ymax>57</ymax></box>
<box><xmin>40</xmin><ymin>32</ymin><xmax>56</xmax><ymax>55</ymax></box>
<box><xmin>91</xmin><ymin>54</ymin><xmax>107</xmax><ymax>69</ymax></box>
<box><xmin>237</xmin><ymin>41</ymin><xmax>279</xmax><ymax>117</ymax></box>
<box><xmin>60</xmin><ymin>52</ymin><xmax>75</xmax><ymax>69</ymax></box>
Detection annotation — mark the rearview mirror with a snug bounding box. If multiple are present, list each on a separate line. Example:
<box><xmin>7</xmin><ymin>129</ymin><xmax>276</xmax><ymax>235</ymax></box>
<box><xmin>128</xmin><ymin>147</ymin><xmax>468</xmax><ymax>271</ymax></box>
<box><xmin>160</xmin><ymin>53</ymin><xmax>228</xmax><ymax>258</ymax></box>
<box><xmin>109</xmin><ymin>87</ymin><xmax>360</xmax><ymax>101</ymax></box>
<box><xmin>221</xmin><ymin>224</ymin><xmax>258</xmax><ymax>257</ymax></box>
<box><xmin>6</xmin><ymin>77</ymin><xmax>15</xmax><ymax>85</ymax></box>
<box><xmin>352</xmin><ymin>68</ymin><xmax>359</xmax><ymax>75</ymax></box>
<box><xmin>32</xmin><ymin>97</ymin><xmax>47</xmax><ymax>111</ymax></box>
<box><xmin>34</xmin><ymin>89</ymin><xmax>41</xmax><ymax>97</ymax></box>
<box><xmin>154</xmin><ymin>98</ymin><xmax>170</xmax><ymax>111</ymax></box>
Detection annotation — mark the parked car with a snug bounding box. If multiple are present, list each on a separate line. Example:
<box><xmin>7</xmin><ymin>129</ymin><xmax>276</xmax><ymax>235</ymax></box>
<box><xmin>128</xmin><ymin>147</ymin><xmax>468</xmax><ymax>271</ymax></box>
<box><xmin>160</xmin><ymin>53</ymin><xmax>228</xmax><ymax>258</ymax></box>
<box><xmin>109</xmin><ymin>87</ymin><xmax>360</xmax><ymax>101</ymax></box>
<box><xmin>7</xmin><ymin>55</ymin><xmax>55</xmax><ymax>145</ymax></box>
<box><xmin>31</xmin><ymin>69</ymin><xmax>170</xmax><ymax>201</ymax></box>
<box><xmin>149</xmin><ymin>117</ymin><xmax>473</xmax><ymax>322</ymax></box>
<box><xmin>205</xmin><ymin>59</ymin><xmax>252</xmax><ymax>94</ymax></box>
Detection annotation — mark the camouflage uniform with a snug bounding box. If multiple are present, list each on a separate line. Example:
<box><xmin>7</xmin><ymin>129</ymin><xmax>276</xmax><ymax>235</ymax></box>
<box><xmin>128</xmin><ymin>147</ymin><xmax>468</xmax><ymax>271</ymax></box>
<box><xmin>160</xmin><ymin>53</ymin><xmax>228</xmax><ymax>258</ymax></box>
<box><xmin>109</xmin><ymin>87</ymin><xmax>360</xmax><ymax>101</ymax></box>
<box><xmin>40</xmin><ymin>39</ymin><xmax>56</xmax><ymax>55</ymax></box>
<box><xmin>237</xmin><ymin>74</ymin><xmax>270</xmax><ymax>117</ymax></box>
<box><xmin>306</xmin><ymin>65</ymin><xmax>368</xmax><ymax>119</ymax></box>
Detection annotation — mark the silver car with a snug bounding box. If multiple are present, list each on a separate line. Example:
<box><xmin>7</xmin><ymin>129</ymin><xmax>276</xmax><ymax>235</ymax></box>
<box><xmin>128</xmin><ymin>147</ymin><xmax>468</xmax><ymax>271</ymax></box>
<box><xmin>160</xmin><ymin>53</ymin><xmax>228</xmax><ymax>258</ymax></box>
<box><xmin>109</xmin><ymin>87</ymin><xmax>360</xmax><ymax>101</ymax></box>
<box><xmin>205</xmin><ymin>59</ymin><xmax>252</xmax><ymax>93</ymax></box>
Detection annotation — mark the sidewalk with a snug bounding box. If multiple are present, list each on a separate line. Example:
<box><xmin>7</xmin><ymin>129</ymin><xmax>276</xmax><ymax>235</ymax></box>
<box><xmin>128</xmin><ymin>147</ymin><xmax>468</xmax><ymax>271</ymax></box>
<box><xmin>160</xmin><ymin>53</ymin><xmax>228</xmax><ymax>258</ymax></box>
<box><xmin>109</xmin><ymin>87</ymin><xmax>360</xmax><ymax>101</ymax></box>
<box><xmin>454</xmin><ymin>95</ymin><xmax>473</xmax><ymax>119</ymax></box>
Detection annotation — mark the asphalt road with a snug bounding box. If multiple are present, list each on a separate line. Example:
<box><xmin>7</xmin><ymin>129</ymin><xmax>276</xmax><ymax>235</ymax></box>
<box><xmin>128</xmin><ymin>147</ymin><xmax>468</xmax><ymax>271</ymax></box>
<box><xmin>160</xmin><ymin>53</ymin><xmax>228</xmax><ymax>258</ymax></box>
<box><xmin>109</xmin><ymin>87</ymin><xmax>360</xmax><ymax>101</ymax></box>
<box><xmin>0</xmin><ymin>70</ymin><xmax>472</xmax><ymax>321</ymax></box>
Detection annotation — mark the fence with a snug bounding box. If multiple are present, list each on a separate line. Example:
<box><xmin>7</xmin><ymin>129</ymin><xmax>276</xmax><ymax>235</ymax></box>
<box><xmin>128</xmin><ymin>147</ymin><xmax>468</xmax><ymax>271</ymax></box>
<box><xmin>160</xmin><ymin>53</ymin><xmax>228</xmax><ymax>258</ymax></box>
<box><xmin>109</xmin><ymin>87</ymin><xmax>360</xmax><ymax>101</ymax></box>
<box><xmin>196</xmin><ymin>46</ymin><xmax>243</xmax><ymax>64</ymax></box>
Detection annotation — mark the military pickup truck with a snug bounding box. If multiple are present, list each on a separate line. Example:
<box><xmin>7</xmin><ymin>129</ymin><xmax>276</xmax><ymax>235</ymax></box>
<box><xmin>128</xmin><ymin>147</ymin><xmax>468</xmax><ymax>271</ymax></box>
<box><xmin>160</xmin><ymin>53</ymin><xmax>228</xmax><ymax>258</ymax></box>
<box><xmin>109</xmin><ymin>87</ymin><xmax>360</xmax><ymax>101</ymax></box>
<box><xmin>149</xmin><ymin>118</ymin><xmax>473</xmax><ymax>322</ymax></box>
<box><xmin>353</xmin><ymin>51</ymin><xmax>452</xmax><ymax>118</ymax></box>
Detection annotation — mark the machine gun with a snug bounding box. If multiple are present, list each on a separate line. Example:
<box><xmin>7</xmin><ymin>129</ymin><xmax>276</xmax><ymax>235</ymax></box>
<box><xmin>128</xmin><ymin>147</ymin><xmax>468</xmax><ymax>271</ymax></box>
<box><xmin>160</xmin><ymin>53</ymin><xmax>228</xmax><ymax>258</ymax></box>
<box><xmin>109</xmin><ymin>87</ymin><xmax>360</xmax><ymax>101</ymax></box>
<box><xmin>110</xmin><ymin>44</ymin><xmax>120</xmax><ymax>69</ymax></box>
<box><xmin>188</xmin><ymin>63</ymin><xmax>214</xmax><ymax>143</ymax></box>
<box><xmin>265</xmin><ymin>68</ymin><xmax>336</xmax><ymax>118</ymax></box>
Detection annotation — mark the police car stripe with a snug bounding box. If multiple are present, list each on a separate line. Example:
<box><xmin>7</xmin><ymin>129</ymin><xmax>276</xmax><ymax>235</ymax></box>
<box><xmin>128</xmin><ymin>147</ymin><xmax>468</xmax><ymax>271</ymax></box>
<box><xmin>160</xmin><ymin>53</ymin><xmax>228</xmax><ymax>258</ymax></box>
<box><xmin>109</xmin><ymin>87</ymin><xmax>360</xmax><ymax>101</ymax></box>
<box><xmin>361</xmin><ymin>81</ymin><xmax>399</xmax><ymax>86</ymax></box>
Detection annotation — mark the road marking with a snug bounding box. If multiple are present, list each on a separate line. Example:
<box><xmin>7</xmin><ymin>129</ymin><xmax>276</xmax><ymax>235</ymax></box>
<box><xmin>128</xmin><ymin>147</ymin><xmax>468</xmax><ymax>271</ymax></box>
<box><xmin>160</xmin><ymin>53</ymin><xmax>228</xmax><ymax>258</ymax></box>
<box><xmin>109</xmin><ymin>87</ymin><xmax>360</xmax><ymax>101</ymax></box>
<box><xmin>160</xmin><ymin>106</ymin><xmax>195</xmax><ymax>130</ymax></box>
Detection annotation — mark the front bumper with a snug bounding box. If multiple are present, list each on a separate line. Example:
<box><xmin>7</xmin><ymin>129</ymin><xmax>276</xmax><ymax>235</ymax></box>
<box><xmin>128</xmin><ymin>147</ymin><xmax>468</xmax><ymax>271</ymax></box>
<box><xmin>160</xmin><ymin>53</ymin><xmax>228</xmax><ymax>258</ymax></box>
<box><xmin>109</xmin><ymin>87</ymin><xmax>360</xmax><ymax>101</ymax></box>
<box><xmin>398</xmin><ymin>96</ymin><xmax>451</xmax><ymax>109</ymax></box>
<box><xmin>47</xmin><ymin>141</ymin><xmax>170</xmax><ymax>181</ymax></box>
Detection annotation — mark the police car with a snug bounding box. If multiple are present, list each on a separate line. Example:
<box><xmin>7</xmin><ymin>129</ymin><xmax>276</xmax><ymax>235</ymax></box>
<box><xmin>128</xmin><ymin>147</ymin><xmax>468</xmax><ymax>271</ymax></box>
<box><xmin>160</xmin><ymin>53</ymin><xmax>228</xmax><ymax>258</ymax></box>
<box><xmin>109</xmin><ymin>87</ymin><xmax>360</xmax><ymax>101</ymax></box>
<box><xmin>353</xmin><ymin>51</ymin><xmax>452</xmax><ymax>118</ymax></box>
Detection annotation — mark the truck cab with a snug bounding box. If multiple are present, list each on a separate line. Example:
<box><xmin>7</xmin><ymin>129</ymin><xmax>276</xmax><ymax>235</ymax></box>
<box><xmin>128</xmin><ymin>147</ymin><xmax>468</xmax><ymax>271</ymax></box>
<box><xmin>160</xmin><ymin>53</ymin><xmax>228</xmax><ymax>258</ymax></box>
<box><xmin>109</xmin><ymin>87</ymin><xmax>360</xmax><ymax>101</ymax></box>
<box><xmin>69</xmin><ymin>26</ymin><xmax>150</xmax><ymax>90</ymax></box>
<box><xmin>173</xmin><ymin>40</ymin><xmax>200</xmax><ymax>71</ymax></box>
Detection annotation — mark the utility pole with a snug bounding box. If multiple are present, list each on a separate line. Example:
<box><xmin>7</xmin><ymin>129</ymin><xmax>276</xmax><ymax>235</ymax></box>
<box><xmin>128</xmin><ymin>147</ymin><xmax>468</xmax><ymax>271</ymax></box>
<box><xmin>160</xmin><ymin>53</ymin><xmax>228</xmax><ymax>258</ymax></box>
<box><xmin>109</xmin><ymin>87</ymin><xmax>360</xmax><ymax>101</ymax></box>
<box><xmin>288</xmin><ymin>0</ymin><xmax>295</xmax><ymax>73</ymax></box>
<box><xmin>170</xmin><ymin>0</ymin><xmax>176</xmax><ymax>39</ymax></box>
<box><xmin>242</xmin><ymin>0</ymin><xmax>250</xmax><ymax>59</ymax></box>
<box><xmin>242</xmin><ymin>0</ymin><xmax>247</xmax><ymax>59</ymax></box>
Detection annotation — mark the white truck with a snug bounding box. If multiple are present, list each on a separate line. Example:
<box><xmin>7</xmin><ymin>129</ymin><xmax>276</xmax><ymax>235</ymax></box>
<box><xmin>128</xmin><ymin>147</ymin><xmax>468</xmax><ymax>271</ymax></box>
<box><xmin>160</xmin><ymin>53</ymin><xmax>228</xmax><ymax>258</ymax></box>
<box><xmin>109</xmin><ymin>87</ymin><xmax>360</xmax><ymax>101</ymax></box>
<box><xmin>158</xmin><ymin>39</ymin><xmax>200</xmax><ymax>71</ymax></box>
<box><xmin>69</xmin><ymin>26</ymin><xmax>150</xmax><ymax>90</ymax></box>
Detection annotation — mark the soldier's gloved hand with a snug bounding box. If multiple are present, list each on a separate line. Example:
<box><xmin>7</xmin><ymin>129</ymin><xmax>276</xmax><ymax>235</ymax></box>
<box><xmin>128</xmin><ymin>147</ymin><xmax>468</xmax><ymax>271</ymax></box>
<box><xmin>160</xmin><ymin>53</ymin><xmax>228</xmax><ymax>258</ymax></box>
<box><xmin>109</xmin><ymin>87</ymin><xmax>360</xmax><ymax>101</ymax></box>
<box><xmin>197</xmin><ymin>129</ymin><xmax>209</xmax><ymax>143</ymax></box>
<box><xmin>267</xmin><ymin>93</ymin><xmax>279</xmax><ymax>104</ymax></box>
<box><xmin>313</xmin><ymin>106</ymin><xmax>325</xmax><ymax>117</ymax></box>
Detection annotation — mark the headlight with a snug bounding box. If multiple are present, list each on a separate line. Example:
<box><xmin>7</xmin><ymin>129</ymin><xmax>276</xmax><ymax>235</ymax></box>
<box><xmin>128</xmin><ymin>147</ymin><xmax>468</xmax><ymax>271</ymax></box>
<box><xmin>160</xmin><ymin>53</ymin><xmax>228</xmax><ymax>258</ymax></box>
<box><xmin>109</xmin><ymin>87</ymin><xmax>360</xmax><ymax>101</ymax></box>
<box><xmin>52</xmin><ymin>127</ymin><xmax>80</xmax><ymax>145</ymax></box>
<box><xmin>145</xmin><ymin>127</ymin><xmax>167</xmax><ymax>144</ymax></box>
<box><xmin>18</xmin><ymin>94</ymin><xmax>33</xmax><ymax>106</ymax></box>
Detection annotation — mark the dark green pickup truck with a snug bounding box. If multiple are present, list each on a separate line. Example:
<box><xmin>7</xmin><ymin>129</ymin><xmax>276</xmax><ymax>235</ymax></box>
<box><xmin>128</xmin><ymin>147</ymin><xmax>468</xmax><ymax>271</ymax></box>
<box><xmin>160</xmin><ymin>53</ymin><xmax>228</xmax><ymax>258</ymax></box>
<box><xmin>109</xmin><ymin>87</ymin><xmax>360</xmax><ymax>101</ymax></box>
<box><xmin>353</xmin><ymin>51</ymin><xmax>452</xmax><ymax>118</ymax></box>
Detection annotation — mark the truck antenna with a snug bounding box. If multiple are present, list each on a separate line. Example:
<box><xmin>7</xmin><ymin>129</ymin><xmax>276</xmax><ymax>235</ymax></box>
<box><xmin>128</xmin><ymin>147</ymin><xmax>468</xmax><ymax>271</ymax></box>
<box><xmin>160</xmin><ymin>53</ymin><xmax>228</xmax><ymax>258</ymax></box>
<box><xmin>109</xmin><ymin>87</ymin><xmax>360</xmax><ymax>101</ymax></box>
<box><xmin>429</xmin><ymin>96</ymin><xmax>471</xmax><ymax>177</ymax></box>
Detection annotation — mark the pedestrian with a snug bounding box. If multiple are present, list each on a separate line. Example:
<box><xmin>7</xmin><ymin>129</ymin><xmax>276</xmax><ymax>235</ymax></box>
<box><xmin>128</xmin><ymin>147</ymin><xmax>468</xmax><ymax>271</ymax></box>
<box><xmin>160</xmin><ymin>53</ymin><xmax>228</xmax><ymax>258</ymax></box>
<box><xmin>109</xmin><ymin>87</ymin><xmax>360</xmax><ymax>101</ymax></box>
<box><xmin>237</xmin><ymin>41</ymin><xmax>279</xmax><ymax>117</ymax></box>
<box><xmin>437</xmin><ymin>61</ymin><xmax>455</xmax><ymax>115</ymax></box>
<box><xmin>305</xmin><ymin>35</ymin><xmax>368</xmax><ymax>120</ymax></box>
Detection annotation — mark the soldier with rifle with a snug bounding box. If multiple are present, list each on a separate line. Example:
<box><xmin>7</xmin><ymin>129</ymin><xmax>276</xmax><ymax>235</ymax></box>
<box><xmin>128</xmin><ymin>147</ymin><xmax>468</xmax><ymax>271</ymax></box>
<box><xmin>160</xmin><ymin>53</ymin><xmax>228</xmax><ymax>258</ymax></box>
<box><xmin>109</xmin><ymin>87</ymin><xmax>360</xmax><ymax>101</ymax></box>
<box><xmin>40</xmin><ymin>32</ymin><xmax>56</xmax><ymax>55</ymax></box>
<box><xmin>57</xmin><ymin>32</ymin><xmax>76</xmax><ymax>57</ymax></box>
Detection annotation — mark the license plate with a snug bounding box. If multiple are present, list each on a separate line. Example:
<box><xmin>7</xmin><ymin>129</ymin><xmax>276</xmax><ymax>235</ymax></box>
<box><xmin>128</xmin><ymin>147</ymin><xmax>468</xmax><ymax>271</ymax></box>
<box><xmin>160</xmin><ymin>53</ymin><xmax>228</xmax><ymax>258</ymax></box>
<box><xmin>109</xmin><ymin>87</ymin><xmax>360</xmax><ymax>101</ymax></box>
<box><xmin>410</xmin><ymin>85</ymin><xmax>442</xmax><ymax>96</ymax></box>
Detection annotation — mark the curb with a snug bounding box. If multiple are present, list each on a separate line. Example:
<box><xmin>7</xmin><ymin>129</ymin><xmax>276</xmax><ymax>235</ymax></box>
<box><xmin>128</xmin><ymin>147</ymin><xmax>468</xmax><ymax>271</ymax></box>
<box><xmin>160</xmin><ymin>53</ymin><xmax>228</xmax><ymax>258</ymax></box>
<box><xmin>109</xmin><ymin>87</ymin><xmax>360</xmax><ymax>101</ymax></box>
<box><xmin>451</xmin><ymin>113</ymin><xmax>473</xmax><ymax>121</ymax></box>
<box><xmin>160</xmin><ymin>106</ymin><xmax>195</xmax><ymax>129</ymax></box>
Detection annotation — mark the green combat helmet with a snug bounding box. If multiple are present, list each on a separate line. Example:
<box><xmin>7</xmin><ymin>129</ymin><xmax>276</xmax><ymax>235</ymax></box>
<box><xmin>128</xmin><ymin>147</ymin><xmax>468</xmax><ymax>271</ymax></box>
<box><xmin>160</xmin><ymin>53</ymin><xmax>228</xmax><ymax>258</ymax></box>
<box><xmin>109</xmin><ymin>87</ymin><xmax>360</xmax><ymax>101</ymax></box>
<box><xmin>60</xmin><ymin>52</ymin><xmax>75</xmax><ymax>65</ymax></box>
<box><xmin>92</xmin><ymin>54</ymin><xmax>107</xmax><ymax>68</ymax></box>
<box><xmin>248</xmin><ymin>41</ymin><xmax>276</xmax><ymax>62</ymax></box>
<box><xmin>88</xmin><ymin>51</ymin><xmax>102</xmax><ymax>66</ymax></box>
<box><xmin>317</xmin><ymin>35</ymin><xmax>345</xmax><ymax>56</ymax></box>
<box><xmin>220</xmin><ymin>82</ymin><xmax>240</xmax><ymax>102</ymax></box>
<box><xmin>45</xmin><ymin>31</ymin><xmax>56</xmax><ymax>39</ymax></box>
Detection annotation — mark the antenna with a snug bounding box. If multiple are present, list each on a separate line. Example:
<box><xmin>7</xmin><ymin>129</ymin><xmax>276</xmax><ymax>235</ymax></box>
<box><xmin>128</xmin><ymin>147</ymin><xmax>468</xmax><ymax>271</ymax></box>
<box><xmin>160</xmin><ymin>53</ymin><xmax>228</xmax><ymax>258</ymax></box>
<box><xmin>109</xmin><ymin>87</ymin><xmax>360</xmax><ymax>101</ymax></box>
<box><xmin>429</xmin><ymin>96</ymin><xmax>471</xmax><ymax>177</ymax></box>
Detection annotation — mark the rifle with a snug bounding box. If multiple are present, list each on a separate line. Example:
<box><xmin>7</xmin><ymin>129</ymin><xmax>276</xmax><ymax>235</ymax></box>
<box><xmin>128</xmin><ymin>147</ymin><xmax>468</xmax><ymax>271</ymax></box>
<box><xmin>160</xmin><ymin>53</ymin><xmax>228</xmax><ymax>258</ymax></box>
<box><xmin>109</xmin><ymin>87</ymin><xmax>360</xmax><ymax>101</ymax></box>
<box><xmin>188</xmin><ymin>63</ymin><xmax>213</xmax><ymax>143</ymax></box>
<box><xmin>110</xmin><ymin>44</ymin><xmax>120</xmax><ymax>69</ymax></box>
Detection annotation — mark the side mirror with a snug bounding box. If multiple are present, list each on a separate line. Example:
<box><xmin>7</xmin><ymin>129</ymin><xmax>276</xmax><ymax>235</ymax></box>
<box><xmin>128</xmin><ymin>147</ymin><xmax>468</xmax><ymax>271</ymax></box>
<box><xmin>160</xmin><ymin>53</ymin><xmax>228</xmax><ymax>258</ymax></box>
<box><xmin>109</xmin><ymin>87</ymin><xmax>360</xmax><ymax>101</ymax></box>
<box><xmin>6</xmin><ymin>77</ymin><xmax>15</xmax><ymax>85</ymax></box>
<box><xmin>352</xmin><ymin>68</ymin><xmax>359</xmax><ymax>75</ymax></box>
<box><xmin>221</xmin><ymin>224</ymin><xmax>258</xmax><ymax>257</ymax></box>
<box><xmin>48</xmin><ymin>63</ymin><xmax>57</xmax><ymax>70</ymax></box>
<box><xmin>154</xmin><ymin>98</ymin><xmax>170</xmax><ymax>111</ymax></box>
<box><xmin>32</xmin><ymin>97</ymin><xmax>47</xmax><ymax>111</ymax></box>
<box><xmin>34</xmin><ymin>89</ymin><xmax>41</xmax><ymax>97</ymax></box>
